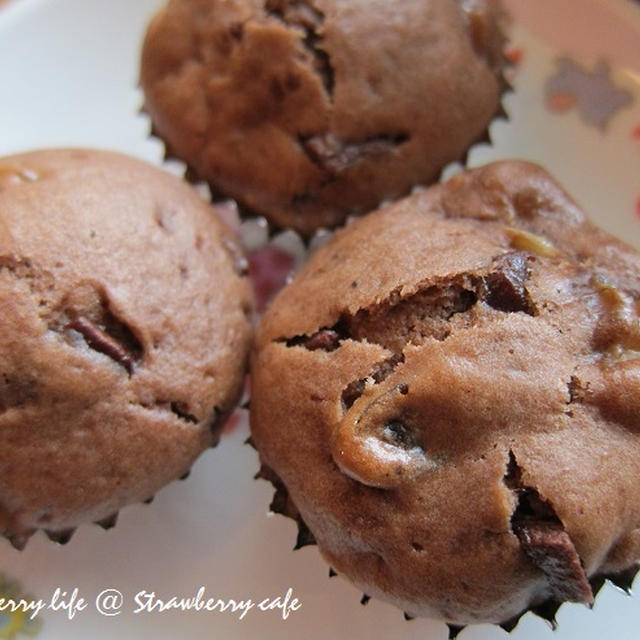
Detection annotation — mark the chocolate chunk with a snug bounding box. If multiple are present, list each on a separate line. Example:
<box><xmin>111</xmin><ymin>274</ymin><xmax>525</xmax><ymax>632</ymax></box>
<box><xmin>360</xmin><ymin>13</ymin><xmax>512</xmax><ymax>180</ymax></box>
<box><xmin>57</xmin><ymin>284</ymin><xmax>144</xmax><ymax>376</ymax></box>
<box><xmin>302</xmin><ymin>132</ymin><xmax>409</xmax><ymax>173</ymax></box>
<box><xmin>341</xmin><ymin>353</ymin><xmax>405</xmax><ymax>410</ymax></box>
<box><xmin>286</xmin><ymin>328</ymin><xmax>342</xmax><ymax>351</ymax></box>
<box><xmin>506</xmin><ymin>452</ymin><xmax>593</xmax><ymax>604</ymax></box>
<box><xmin>371</xmin><ymin>353</ymin><xmax>404</xmax><ymax>383</ymax></box>
<box><xmin>513</xmin><ymin>518</ymin><xmax>594</xmax><ymax>604</ymax></box>
<box><xmin>483</xmin><ymin>252</ymin><xmax>536</xmax><ymax>315</ymax></box>
<box><xmin>304</xmin><ymin>329</ymin><xmax>340</xmax><ymax>351</ymax></box>
<box><xmin>302</xmin><ymin>133</ymin><xmax>343</xmax><ymax>168</ymax></box>
<box><xmin>67</xmin><ymin>316</ymin><xmax>136</xmax><ymax>374</ymax></box>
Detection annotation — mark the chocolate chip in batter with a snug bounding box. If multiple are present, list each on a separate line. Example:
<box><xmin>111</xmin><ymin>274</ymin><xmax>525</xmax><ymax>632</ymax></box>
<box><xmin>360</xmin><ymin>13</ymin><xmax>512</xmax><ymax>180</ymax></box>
<box><xmin>341</xmin><ymin>352</ymin><xmax>405</xmax><ymax>410</ymax></box>
<box><xmin>55</xmin><ymin>285</ymin><xmax>144</xmax><ymax>375</ymax></box>
<box><xmin>505</xmin><ymin>452</ymin><xmax>593</xmax><ymax>604</ymax></box>
<box><xmin>67</xmin><ymin>316</ymin><xmax>137</xmax><ymax>375</ymax></box>
<box><xmin>285</xmin><ymin>327</ymin><xmax>343</xmax><ymax>351</ymax></box>
<box><xmin>514</xmin><ymin>518</ymin><xmax>593</xmax><ymax>604</ymax></box>
<box><xmin>482</xmin><ymin>252</ymin><xmax>536</xmax><ymax>315</ymax></box>
<box><xmin>301</xmin><ymin>132</ymin><xmax>409</xmax><ymax>174</ymax></box>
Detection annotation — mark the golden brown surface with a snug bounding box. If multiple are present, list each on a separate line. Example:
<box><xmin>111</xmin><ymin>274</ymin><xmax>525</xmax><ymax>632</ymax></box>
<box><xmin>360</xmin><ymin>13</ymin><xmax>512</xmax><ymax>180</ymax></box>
<box><xmin>0</xmin><ymin>149</ymin><xmax>253</xmax><ymax>548</ymax></box>
<box><xmin>140</xmin><ymin>0</ymin><xmax>505</xmax><ymax>235</ymax></box>
<box><xmin>251</xmin><ymin>160</ymin><xmax>640</xmax><ymax>624</ymax></box>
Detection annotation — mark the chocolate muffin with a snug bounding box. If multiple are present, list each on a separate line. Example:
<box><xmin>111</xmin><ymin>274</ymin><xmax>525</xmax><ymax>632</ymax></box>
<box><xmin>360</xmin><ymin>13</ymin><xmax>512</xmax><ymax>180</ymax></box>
<box><xmin>140</xmin><ymin>0</ymin><xmax>506</xmax><ymax>235</ymax></box>
<box><xmin>250</xmin><ymin>160</ymin><xmax>640</xmax><ymax>626</ymax></box>
<box><xmin>0</xmin><ymin>149</ymin><xmax>253</xmax><ymax>549</ymax></box>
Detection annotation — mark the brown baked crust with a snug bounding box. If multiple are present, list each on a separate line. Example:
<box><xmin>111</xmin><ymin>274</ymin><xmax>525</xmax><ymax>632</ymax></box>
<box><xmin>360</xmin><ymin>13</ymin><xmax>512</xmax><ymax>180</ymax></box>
<box><xmin>250</xmin><ymin>160</ymin><xmax>640</xmax><ymax>624</ymax></box>
<box><xmin>0</xmin><ymin>149</ymin><xmax>253</xmax><ymax>547</ymax></box>
<box><xmin>140</xmin><ymin>0</ymin><xmax>505</xmax><ymax>235</ymax></box>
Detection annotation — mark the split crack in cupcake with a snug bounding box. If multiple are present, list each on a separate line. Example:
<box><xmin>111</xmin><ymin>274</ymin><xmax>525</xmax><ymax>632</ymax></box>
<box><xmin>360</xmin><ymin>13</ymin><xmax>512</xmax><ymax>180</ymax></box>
<box><xmin>250</xmin><ymin>160</ymin><xmax>640</xmax><ymax>626</ymax></box>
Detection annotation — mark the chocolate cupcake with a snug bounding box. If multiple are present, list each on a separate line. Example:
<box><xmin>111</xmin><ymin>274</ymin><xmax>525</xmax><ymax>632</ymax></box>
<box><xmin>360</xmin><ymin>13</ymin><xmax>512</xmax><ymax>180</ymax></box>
<box><xmin>0</xmin><ymin>149</ymin><xmax>253</xmax><ymax>549</ymax></box>
<box><xmin>250</xmin><ymin>160</ymin><xmax>640</xmax><ymax>627</ymax></box>
<box><xmin>140</xmin><ymin>0</ymin><xmax>506</xmax><ymax>235</ymax></box>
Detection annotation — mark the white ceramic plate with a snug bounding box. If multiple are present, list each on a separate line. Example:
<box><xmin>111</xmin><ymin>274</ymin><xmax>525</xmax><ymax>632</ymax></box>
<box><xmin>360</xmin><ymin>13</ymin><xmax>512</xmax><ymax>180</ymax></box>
<box><xmin>0</xmin><ymin>1</ymin><xmax>639</xmax><ymax>639</ymax></box>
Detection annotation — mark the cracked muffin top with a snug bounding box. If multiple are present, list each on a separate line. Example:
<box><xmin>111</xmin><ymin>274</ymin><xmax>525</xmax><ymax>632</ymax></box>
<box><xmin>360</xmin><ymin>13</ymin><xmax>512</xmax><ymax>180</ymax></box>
<box><xmin>140</xmin><ymin>0</ymin><xmax>505</xmax><ymax>235</ymax></box>
<box><xmin>250</xmin><ymin>160</ymin><xmax>640</xmax><ymax>625</ymax></box>
<box><xmin>0</xmin><ymin>149</ymin><xmax>253</xmax><ymax>549</ymax></box>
